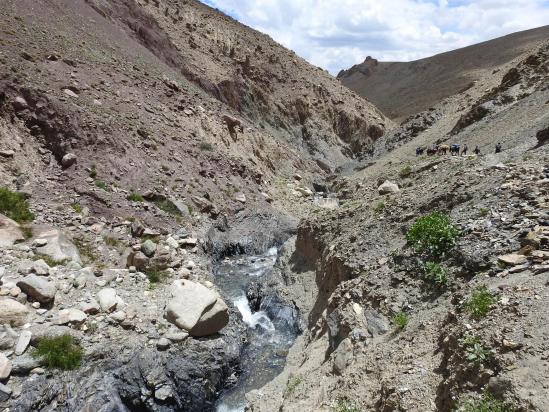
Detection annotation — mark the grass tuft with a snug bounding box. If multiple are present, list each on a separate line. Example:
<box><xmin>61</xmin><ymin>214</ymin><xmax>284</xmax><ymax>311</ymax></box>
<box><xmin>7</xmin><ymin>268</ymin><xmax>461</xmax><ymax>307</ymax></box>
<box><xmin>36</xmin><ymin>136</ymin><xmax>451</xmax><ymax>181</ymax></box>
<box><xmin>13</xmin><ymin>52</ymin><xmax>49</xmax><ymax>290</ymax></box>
<box><xmin>334</xmin><ymin>399</ymin><xmax>360</xmax><ymax>412</ymax></box>
<box><xmin>199</xmin><ymin>141</ymin><xmax>214</xmax><ymax>151</ymax></box>
<box><xmin>392</xmin><ymin>312</ymin><xmax>409</xmax><ymax>329</ymax></box>
<box><xmin>0</xmin><ymin>186</ymin><xmax>34</xmax><ymax>223</ymax></box>
<box><xmin>456</xmin><ymin>392</ymin><xmax>513</xmax><ymax>412</ymax></box>
<box><xmin>32</xmin><ymin>334</ymin><xmax>82</xmax><ymax>370</ymax></box>
<box><xmin>464</xmin><ymin>285</ymin><xmax>496</xmax><ymax>319</ymax></box>
<box><xmin>127</xmin><ymin>190</ymin><xmax>144</xmax><ymax>202</ymax></box>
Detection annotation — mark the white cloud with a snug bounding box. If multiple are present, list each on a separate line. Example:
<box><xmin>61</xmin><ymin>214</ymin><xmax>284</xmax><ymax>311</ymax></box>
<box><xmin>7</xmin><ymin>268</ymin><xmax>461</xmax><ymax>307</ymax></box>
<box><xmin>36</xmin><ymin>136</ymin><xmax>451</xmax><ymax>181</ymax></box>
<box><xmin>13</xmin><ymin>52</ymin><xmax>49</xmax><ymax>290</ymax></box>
<box><xmin>202</xmin><ymin>0</ymin><xmax>549</xmax><ymax>74</ymax></box>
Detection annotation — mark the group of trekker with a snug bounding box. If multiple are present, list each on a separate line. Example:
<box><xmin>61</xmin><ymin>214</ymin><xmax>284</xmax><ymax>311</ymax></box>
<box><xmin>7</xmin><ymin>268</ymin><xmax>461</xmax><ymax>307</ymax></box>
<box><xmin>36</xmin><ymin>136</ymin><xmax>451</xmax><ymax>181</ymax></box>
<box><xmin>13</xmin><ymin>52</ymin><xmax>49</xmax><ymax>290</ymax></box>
<box><xmin>416</xmin><ymin>142</ymin><xmax>503</xmax><ymax>156</ymax></box>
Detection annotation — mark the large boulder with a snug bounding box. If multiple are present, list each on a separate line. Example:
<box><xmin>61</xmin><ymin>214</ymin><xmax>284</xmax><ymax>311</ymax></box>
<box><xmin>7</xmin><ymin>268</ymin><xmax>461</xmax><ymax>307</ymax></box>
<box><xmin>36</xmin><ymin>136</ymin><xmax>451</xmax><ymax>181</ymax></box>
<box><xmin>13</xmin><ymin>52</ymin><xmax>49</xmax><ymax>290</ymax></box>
<box><xmin>165</xmin><ymin>280</ymin><xmax>229</xmax><ymax>337</ymax></box>
<box><xmin>97</xmin><ymin>288</ymin><xmax>118</xmax><ymax>313</ymax></box>
<box><xmin>32</xmin><ymin>226</ymin><xmax>82</xmax><ymax>265</ymax></box>
<box><xmin>378</xmin><ymin>180</ymin><xmax>400</xmax><ymax>195</ymax></box>
<box><xmin>0</xmin><ymin>214</ymin><xmax>25</xmax><ymax>247</ymax></box>
<box><xmin>0</xmin><ymin>298</ymin><xmax>29</xmax><ymax>326</ymax></box>
<box><xmin>17</xmin><ymin>274</ymin><xmax>57</xmax><ymax>304</ymax></box>
<box><xmin>57</xmin><ymin>308</ymin><xmax>87</xmax><ymax>325</ymax></box>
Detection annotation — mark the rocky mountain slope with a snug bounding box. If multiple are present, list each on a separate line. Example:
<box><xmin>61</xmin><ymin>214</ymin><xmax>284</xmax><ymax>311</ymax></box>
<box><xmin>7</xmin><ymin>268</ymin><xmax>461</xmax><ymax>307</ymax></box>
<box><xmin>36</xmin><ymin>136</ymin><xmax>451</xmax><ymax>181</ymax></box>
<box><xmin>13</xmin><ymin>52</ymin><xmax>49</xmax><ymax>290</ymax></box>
<box><xmin>337</xmin><ymin>25</ymin><xmax>549</xmax><ymax>121</ymax></box>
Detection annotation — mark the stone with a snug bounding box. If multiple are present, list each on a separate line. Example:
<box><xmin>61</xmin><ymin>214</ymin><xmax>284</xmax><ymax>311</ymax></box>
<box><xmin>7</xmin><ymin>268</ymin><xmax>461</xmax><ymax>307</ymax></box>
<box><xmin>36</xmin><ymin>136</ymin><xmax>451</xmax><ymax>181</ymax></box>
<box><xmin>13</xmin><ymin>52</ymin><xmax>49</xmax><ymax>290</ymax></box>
<box><xmin>365</xmin><ymin>310</ymin><xmax>389</xmax><ymax>337</ymax></box>
<box><xmin>378</xmin><ymin>180</ymin><xmax>400</xmax><ymax>195</ymax></box>
<box><xmin>12</xmin><ymin>96</ymin><xmax>28</xmax><ymax>110</ymax></box>
<box><xmin>80</xmin><ymin>300</ymin><xmax>100</xmax><ymax>315</ymax></box>
<box><xmin>165</xmin><ymin>280</ymin><xmax>228</xmax><ymax>336</ymax></box>
<box><xmin>0</xmin><ymin>353</ymin><xmax>11</xmax><ymax>379</ymax></box>
<box><xmin>17</xmin><ymin>274</ymin><xmax>56</xmax><ymax>304</ymax></box>
<box><xmin>154</xmin><ymin>385</ymin><xmax>173</xmax><ymax>401</ymax></box>
<box><xmin>14</xmin><ymin>330</ymin><xmax>32</xmax><ymax>355</ymax></box>
<box><xmin>10</xmin><ymin>354</ymin><xmax>41</xmax><ymax>374</ymax></box>
<box><xmin>166</xmin><ymin>236</ymin><xmax>179</xmax><ymax>249</ymax></box>
<box><xmin>63</xmin><ymin>88</ymin><xmax>78</xmax><ymax>98</ymax></box>
<box><xmin>156</xmin><ymin>338</ymin><xmax>170</xmax><ymax>351</ymax></box>
<box><xmin>0</xmin><ymin>214</ymin><xmax>24</xmax><ymax>247</ymax></box>
<box><xmin>57</xmin><ymin>308</ymin><xmax>87</xmax><ymax>325</ymax></box>
<box><xmin>33</xmin><ymin>226</ymin><xmax>82</xmax><ymax>264</ymax></box>
<box><xmin>127</xmin><ymin>251</ymin><xmax>149</xmax><ymax>271</ymax></box>
<box><xmin>170</xmin><ymin>199</ymin><xmax>190</xmax><ymax>216</ymax></box>
<box><xmin>141</xmin><ymin>239</ymin><xmax>157</xmax><ymax>257</ymax></box>
<box><xmin>0</xmin><ymin>325</ymin><xmax>18</xmax><ymax>349</ymax></box>
<box><xmin>295</xmin><ymin>187</ymin><xmax>313</xmax><ymax>197</ymax></box>
<box><xmin>190</xmin><ymin>298</ymin><xmax>229</xmax><ymax>337</ymax></box>
<box><xmin>31</xmin><ymin>259</ymin><xmax>50</xmax><ymax>276</ymax></box>
<box><xmin>110</xmin><ymin>311</ymin><xmax>126</xmax><ymax>322</ymax></box>
<box><xmin>498</xmin><ymin>254</ymin><xmax>527</xmax><ymax>266</ymax></box>
<box><xmin>130</xmin><ymin>220</ymin><xmax>145</xmax><ymax>237</ymax></box>
<box><xmin>234</xmin><ymin>192</ymin><xmax>247</xmax><ymax>203</ymax></box>
<box><xmin>178</xmin><ymin>268</ymin><xmax>191</xmax><ymax>279</ymax></box>
<box><xmin>97</xmin><ymin>288</ymin><xmax>118</xmax><ymax>312</ymax></box>
<box><xmin>61</xmin><ymin>153</ymin><xmax>77</xmax><ymax>168</ymax></box>
<box><xmin>0</xmin><ymin>382</ymin><xmax>11</xmax><ymax>402</ymax></box>
<box><xmin>179</xmin><ymin>237</ymin><xmax>198</xmax><ymax>247</ymax></box>
<box><xmin>165</xmin><ymin>330</ymin><xmax>189</xmax><ymax>342</ymax></box>
<box><xmin>0</xmin><ymin>149</ymin><xmax>15</xmax><ymax>158</ymax></box>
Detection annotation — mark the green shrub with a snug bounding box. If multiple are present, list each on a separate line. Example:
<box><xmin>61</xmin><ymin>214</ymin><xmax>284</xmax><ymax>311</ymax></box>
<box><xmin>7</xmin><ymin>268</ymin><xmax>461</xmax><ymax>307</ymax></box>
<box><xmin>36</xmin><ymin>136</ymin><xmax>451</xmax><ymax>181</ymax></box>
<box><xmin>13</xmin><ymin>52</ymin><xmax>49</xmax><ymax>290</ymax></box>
<box><xmin>464</xmin><ymin>286</ymin><xmax>496</xmax><ymax>319</ymax></box>
<box><xmin>199</xmin><ymin>141</ymin><xmax>214</xmax><ymax>151</ymax></box>
<box><xmin>71</xmin><ymin>203</ymin><xmax>83</xmax><ymax>214</ymax></box>
<box><xmin>145</xmin><ymin>269</ymin><xmax>169</xmax><ymax>284</ymax></box>
<box><xmin>0</xmin><ymin>187</ymin><xmax>34</xmax><ymax>223</ymax></box>
<box><xmin>33</xmin><ymin>254</ymin><xmax>69</xmax><ymax>267</ymax></box>
<box><xmin>478</xmin><ymin>208</ymin><xmax>489</xmax><ymax>217</ymax></box>
<box><xmin>32</xmin><ymin>334</ymin><xmax>82</xmax><ymax>370</ymax></box>
<box><xmin>392</xmin><ymin>312</ymin><xmax>409</xmax><ymax>329</ymax></box>
<box><xmin>334</xmin><ymin>399</ymin><xmax>360</xmax><ymax>412</ymax></box>
<box><xmin>285</xmin><ymin>376</ymin><xmax>302</xmax><ymax>396</ymax></box>
<box><xmin>94</xmin><ymin>180</ymin><xmax>109</xmax><ymax>191</ymax></box>
<box><xmin>104</xmin><ymin>236</ymin><xmax>121</xmax><ymax>248</ymax></box>
<box><xmin>373</xmin><ymin>202</ymin><xmax>385</xmax><ymax>214</ymax></box>
<box><xmin>399</xmin><ymin>165</ymin><xmax>412</xmax><ymax>178</ymax></box>
<box><xmin>153</xmin><ymin>199</ymin><xmax>181</xmax><ymax>216</ymax></box>
<box><xmin>73</xmin><ymin>238</ymin><xmax>98</xmax><ymax>263</ymax></box>
<box><xmin>127</xmin><ymin>191</ymin><xmax>144</xmax><ymax>202</ymax></box>
<box><xmin>406</xmin><ymin>212</ymin><xmax>460</xmax><ymax>257</ymax></box>
<box><xmin>460</xmin><ymin>335</ymin><xmax>490</xmax><ymax>365</ymax></box>
<box><xmin>423</xmin><ymin>261</ymin><xmax>448</xmax><ymax>286</ymax></box>
<box><xmin>89</xmin><ymin>165</ymin><xmax>97</xmax><ymax>179</ymax></box>
<box><xmin>457</xmin><ymin>392</ymin><xmax>512</xmax><ymax>412</ymax></box>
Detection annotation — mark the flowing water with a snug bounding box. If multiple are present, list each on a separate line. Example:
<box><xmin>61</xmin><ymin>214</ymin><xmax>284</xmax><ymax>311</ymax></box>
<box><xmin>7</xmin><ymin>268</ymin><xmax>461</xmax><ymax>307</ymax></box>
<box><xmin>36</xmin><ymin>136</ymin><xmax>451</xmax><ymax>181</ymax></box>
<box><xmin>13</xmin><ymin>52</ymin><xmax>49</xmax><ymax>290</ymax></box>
<box><xmin>215</xmin><ymin>247</ymin><xmax>297</xmax><ymax>412</ymax></box>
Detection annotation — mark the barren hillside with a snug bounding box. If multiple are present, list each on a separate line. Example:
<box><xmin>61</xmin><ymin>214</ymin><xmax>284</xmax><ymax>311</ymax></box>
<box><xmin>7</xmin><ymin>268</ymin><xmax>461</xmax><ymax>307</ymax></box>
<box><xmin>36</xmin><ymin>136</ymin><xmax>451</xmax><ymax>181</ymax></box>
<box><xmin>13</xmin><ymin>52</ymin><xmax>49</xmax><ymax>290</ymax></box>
<box><xmin>338</xmin><ymin>25</ymin><xmax>549</xmax><ymax>121</ymax></box>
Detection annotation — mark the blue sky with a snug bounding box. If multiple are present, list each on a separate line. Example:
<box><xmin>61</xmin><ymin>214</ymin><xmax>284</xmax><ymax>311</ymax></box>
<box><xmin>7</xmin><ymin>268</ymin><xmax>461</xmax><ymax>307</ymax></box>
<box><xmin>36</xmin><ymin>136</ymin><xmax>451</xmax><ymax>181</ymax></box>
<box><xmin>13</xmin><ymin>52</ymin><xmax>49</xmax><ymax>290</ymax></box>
<box><xmin>201</xmin><ymin>0</ymin><xmax>549</xmax><ymax>74</ymax></box>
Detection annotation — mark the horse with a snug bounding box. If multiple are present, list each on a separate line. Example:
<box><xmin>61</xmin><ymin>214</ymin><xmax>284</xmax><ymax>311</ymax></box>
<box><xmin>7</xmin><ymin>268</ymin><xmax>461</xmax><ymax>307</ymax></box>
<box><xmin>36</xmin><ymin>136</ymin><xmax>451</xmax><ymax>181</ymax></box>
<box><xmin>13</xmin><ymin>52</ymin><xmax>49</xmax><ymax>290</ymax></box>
<box><xmin>438</xmin><ymin>144</ymin><xmax>450</xmax><ymax>155</ymax></box>
<box><xmin>416</xmin><ymin>147</ymin><xmax>425</xmax><ymax>156</ymax></box>
<box><xmin>427</xmin><ymin>146</ymin><xmax>438</xmax><ymax>156</ymax></box>
<box><xmin>450</xmin><ymin>144</ymin><xmax>460</xmax><ymax>156</ymax></box>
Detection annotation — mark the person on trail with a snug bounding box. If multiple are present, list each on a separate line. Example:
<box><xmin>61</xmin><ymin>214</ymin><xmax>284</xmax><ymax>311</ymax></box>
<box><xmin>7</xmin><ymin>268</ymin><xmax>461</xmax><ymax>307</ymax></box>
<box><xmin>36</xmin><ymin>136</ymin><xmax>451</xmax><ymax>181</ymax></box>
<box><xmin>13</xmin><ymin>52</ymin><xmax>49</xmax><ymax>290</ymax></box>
<box><xmin>474</xmin><ymin>146</ymin><xmax>481</xmax><ymax>155</ymax></box>
<box><xmin>495</xmin><ymin>143</ymin><xmax>502</xmax><ymax>153</ymax></box>
<box><xmin>461</xmin><ymin>144</ymin><xmax>468</xmax><ymax>156</ymax></box>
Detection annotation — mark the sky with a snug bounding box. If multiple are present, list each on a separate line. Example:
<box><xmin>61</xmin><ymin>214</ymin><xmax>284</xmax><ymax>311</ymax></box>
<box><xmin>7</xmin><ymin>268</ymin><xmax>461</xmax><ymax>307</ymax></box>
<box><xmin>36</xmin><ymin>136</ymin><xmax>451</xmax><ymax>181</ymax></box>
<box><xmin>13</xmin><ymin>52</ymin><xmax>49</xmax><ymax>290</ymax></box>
<box><xmin>202</xmin><ymin>0</ymin><xmax>549</xmax><ymax>74</ymax></box>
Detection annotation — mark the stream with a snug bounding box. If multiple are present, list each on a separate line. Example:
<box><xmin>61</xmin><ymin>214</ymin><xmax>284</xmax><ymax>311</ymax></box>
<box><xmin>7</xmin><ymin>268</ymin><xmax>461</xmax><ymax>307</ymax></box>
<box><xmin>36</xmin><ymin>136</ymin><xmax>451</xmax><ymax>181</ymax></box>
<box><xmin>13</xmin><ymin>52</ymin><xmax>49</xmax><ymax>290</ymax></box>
<box><xmin>214</xmin><ymin>247</ymin><xmax>298</xmax><ymax>412</ymax></box>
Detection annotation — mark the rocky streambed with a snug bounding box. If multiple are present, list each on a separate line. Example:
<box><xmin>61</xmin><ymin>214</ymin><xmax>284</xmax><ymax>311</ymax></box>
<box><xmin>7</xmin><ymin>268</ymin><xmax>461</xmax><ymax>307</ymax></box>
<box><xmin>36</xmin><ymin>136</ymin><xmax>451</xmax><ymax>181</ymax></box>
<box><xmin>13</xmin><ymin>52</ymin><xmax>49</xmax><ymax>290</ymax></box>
<box><xmin>214</xmin><ymin>247</ymin><xmax>299</xmax><ymax>412</ymax></box>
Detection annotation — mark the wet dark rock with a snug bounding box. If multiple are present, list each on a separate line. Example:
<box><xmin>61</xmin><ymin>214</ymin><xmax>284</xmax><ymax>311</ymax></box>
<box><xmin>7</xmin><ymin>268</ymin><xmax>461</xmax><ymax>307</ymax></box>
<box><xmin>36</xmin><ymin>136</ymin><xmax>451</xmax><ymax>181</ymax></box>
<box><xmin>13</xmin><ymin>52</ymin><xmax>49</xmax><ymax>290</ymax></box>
<box><xmin>206</xmin><ymin>209</ymin><xmax>297</xmax><ymax>259</ymax></box>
